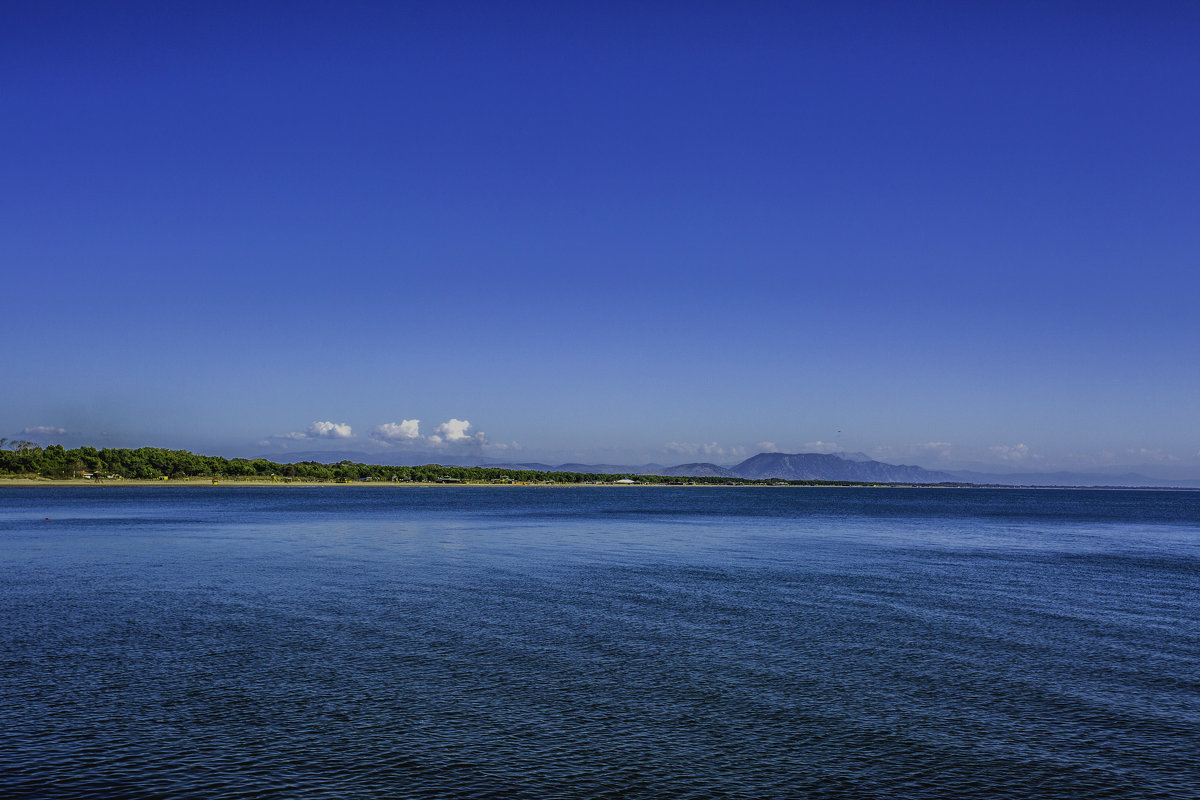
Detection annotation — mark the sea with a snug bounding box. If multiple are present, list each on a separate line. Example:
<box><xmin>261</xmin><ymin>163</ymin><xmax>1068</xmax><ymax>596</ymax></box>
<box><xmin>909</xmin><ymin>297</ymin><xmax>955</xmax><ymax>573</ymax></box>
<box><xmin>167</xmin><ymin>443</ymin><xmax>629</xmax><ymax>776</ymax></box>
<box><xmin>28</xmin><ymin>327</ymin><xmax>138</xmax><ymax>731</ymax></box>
<box><xmin>1</xmin><ymin>486</ymin><xmax>1197</xmax><ymax>799</ymax></box>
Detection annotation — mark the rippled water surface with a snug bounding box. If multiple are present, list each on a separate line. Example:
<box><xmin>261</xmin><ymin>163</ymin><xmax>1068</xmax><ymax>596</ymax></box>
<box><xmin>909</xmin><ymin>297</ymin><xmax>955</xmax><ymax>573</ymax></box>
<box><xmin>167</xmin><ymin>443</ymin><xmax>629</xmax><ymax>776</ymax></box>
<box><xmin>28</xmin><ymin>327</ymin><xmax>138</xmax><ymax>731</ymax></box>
<box><xmin>2</xmin><ymin>486</ymin><xmax>1198</xmax><ymax>798</ymax></box>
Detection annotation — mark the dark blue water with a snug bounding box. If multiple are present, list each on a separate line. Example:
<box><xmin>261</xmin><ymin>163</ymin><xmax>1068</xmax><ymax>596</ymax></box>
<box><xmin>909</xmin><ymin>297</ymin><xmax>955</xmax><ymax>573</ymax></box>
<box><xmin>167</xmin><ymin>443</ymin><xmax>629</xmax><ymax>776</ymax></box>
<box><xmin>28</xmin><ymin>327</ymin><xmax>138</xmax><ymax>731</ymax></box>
<box><xmin>2</xmin><ymin>487</ymin><xmax>1198</xmax><ymax>798</ymax></box>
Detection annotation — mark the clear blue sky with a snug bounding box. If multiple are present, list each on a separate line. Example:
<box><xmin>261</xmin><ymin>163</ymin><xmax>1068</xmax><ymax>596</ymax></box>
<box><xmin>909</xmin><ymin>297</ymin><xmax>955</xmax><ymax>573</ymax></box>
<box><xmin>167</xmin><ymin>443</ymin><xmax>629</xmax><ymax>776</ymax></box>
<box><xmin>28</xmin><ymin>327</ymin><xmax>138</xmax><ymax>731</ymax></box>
<box><xmin>4</xmin><ymin>2</ymin><xmax>1198</xmax><ymax>473</ymax></box>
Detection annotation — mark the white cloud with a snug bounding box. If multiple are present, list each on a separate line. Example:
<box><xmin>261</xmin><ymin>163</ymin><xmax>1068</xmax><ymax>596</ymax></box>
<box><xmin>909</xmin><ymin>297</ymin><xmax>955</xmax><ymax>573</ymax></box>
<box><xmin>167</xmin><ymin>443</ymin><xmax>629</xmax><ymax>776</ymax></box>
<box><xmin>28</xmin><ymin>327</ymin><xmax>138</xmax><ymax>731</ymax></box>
<box><xmin>434</xmin><ymin>418</ymin><xmax>473</xmax><ymax>443</ymax></box>
<box><xmin>23</xmin><ymin>426</ymin><xmax>66</xmax><ymax>435</ymax></box>
<box><xmin>371</xmin><ymin>420</ymin><xmax>421</xmax><ymax>442</ymax></box>
<box><xmin>274</xmin><ymin>420</ymin><xmax>354</xmax><ymax>440</ymax></box>
<box><xmin>663</xmin><ymin>441</ymin><xmax>746</xmax><ymax>460</ymax></box>
<box><xmin>989</xmin><ymin>443</ymin><xmax>1034</xmax><ymax>462</ymax></box>
<box><xmin>367</xmin><ymin>417</ymin><xmax>507</xmax><ymax>452</ymax></box>
<box><xmin>917</xmin><ymin>441</ymin><xmax>954</xmax><ymax>459</ymax></box>
<box><xmin>1125</xmin><ymin>447</ymin><xmax>1178</xmax><ymax>463</ymax></box>
<box><xmin>803</xmin><ymin>441</ymin><xmax>840</xmax><ymax>453</ymax></box>
<box><xmin>309</xmin><ymin>421</ymin><xmax>353</xmax><ymax>438</ymax></box>
<box><xmin>756</xmin><ymin>441</ymin><xmax>781</xmax><ymax>453</ymax></box>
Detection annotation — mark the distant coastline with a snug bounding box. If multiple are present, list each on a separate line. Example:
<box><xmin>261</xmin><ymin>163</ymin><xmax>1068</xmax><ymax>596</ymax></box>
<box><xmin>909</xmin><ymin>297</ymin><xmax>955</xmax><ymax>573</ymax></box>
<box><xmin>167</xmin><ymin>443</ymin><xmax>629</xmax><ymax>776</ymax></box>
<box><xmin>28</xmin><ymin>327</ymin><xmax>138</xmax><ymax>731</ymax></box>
<box><xmin>0</xmin><ymin>445</ymin><xmax>939</xmax><ymax>488</ymax></box>
<box><xmin>0</xmin><ymin>476</ymin><xmax>937</xmax><ymax>488</ymax></box>
<box><xmin>3</xmin><ymin>478</ymin><xmax>1196</xmax><ymax>493</ymax></box>
<box><xmin>2</xmin><ymin>444</ymin><xmax>1195</xmax><ymax>490</ymax></box>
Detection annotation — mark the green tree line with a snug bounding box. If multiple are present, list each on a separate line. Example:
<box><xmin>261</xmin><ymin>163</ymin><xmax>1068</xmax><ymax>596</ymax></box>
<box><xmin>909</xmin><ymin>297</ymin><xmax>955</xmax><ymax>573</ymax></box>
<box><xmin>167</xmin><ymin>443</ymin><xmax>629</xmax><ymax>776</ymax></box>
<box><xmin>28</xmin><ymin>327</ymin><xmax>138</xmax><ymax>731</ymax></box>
<box><xmin>0</xmin><ymin>443</ymin><xmax>845</xmax><ymax>485</ymax></box>
<box><xmin>0</xmin><ymin>443</ymin><xmax>892</xmax><ymax>486</ymax></box>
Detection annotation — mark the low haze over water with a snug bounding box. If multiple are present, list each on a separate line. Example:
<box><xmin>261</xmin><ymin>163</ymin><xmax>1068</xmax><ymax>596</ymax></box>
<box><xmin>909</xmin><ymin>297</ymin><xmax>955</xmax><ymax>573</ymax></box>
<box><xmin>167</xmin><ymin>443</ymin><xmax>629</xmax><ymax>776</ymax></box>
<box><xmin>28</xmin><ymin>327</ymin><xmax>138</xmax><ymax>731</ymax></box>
<box><xmin>3</xmin><ymin>487</ymin><xmax>1198</xmax><ymax>798</ymax></box>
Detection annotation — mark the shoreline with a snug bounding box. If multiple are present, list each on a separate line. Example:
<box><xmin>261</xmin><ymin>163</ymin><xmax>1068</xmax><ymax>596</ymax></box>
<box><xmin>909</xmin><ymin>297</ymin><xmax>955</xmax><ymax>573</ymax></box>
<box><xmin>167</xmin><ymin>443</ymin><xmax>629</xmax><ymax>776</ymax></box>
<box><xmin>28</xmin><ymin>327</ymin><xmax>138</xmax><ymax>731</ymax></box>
<box><xmin>0</xmin><ymin>478</ymin><xmax>868</xmax><ymax>488</ymax></box>
<box><xmin>1</xmin><ymin>478</ymin><xmax>1193</xmax><ymax>491</ymax></box>
<box><xmin>0</xmin><ymin>477</ymin><xmax>949</xmax><ymax>489</ymax></box>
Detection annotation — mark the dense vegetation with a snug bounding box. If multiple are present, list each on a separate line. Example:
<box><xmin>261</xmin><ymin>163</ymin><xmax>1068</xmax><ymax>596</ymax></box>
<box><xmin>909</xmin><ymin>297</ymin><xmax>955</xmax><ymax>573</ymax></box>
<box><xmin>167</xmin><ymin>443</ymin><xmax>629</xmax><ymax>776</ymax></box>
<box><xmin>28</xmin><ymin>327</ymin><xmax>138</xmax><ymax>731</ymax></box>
<box><xmin>0</xmin><ymin>441</ymin><xmax>878</xmax><ymax>486</ymax></box>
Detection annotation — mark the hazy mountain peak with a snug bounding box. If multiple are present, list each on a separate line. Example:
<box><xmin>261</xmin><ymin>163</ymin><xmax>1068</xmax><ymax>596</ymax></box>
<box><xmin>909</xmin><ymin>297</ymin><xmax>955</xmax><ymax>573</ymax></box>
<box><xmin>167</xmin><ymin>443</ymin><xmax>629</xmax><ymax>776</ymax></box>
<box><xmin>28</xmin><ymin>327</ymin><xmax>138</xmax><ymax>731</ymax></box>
<box><xmin>732</xmin><ymin>452</ymin><xmax>956</xmax><ymax>482</ymax></box>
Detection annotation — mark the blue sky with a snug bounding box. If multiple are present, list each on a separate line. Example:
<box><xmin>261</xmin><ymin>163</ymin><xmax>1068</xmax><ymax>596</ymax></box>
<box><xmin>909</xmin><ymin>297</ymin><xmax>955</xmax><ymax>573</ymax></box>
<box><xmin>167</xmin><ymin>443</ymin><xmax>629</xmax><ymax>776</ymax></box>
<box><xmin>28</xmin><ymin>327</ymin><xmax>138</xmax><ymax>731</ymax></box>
<box><xmin>4</xmin><ymin>2</ymin><xmax>1198</xmax><ymax>473</ymax></box>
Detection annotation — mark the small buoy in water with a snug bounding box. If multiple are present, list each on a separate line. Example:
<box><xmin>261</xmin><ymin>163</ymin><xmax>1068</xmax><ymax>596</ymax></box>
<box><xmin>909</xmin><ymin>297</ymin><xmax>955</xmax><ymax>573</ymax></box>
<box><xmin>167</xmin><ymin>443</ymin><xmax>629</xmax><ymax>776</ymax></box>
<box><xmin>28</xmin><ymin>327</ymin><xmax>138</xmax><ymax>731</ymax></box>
<box><xmin>45</xmin><ymin>517</ymin><xmax>50</xmax><ymax>520</ymax></box>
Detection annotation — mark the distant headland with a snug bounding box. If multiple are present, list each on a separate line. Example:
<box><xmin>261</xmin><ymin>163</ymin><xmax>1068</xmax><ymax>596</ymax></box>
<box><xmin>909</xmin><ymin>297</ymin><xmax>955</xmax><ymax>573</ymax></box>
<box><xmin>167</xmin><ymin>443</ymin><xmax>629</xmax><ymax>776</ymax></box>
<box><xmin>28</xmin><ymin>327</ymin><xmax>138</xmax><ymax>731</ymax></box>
<box><xmin>0</xmin><ymin>443</ymin><xmax>968</xmax><ymax>487</ymax></box>
<box><xmin>2</xmin><ymin>442</ymin><xmax>1195</xmax><ymax>489</ymax></box>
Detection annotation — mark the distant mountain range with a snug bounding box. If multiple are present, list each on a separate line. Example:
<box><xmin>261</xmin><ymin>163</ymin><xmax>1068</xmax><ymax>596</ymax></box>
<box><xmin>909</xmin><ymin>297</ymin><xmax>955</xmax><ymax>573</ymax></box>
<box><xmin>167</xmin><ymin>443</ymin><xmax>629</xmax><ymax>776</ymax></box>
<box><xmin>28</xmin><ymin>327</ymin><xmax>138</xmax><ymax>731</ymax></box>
<box><xmin>262</xmin><ymin>449</ymin><xmax>1200</xmax><ymax>488</ymax></box>
<box><xmin>733</xmin><ymin>452</ymin><xmax>957</xmax><ymax>482</ymax></box>
<box><xmin>493</xmin><ymin>451</ymin><xmax>960</xmax><ymax>483</ymax></box>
